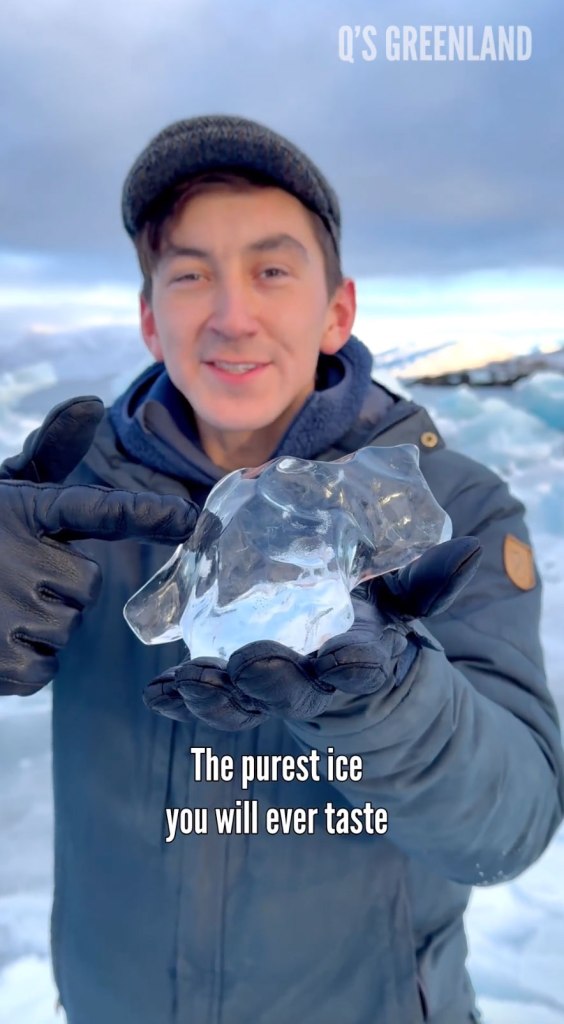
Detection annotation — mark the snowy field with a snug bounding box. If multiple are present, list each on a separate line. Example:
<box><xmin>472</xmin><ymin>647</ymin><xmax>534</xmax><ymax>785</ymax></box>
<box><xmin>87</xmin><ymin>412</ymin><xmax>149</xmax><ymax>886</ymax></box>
<box><xmin>0</xmin><ymin>325</ymin><xmax>563</xmax><ymax>1022</ymax></box>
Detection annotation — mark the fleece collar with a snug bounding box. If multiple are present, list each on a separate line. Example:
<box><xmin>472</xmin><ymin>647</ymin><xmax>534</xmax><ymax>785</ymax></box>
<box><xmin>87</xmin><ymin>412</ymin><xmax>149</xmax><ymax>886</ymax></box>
<box><xmin>109</xmin><ymin>335</ymin><xmax>381</xmax><ymax>487</ymax></box>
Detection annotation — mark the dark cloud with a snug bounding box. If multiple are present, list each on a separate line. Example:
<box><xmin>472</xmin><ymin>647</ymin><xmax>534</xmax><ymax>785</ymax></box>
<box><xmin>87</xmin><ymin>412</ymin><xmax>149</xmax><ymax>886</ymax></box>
<box><xmin>0</xmin><ymin>0</ymin><xmax>562</xmax><ymax>281</ymax></box>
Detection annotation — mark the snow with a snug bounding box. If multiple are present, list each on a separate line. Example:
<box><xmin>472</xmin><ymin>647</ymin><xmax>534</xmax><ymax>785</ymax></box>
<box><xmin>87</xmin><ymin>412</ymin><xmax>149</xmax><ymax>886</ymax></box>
<box><xmin>1</xmin><ymin>326</ymin><xmax>564</xmax><ymax>1022</ymax></box>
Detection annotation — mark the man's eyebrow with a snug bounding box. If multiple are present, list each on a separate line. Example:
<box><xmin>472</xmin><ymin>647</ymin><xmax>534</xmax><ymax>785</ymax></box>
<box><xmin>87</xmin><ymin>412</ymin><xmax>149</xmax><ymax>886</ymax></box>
<box><xmin>161</xmin><ymin>234</ymin><xmax>309</xmax><ymax>266</ymax></box>
<box><xmin>245</xmin><ymin>233</ymin><xmax>309</xmax><ymax>259</ymax></box>
<box><xmin>161</xmin><ymin>243</ymin><xmax>211</xmax><ymax>263</ymax></box>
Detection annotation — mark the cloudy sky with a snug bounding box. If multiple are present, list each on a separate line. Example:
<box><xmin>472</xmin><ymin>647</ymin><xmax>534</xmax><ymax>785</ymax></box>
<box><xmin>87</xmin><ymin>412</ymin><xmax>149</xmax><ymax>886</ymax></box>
<box><xmin>0</xmin><ymin>0</ymin><xmax>562</xmax><ymax>364</ymax></box>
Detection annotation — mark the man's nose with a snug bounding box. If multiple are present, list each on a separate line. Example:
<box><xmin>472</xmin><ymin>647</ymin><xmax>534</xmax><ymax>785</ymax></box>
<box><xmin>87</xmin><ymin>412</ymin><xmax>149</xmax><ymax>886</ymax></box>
<box><xmin>207</xmin><ymin>277</ymin><xmax>258</xmax><ymax>338</ymax></box>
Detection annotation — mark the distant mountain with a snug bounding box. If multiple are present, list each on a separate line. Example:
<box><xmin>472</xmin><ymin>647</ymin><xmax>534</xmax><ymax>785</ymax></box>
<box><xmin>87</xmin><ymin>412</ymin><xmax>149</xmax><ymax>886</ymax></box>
<box><xmin>405</xmin><ymin>344</ymin><xmax>564</xmax><ymax>387</ymax></box>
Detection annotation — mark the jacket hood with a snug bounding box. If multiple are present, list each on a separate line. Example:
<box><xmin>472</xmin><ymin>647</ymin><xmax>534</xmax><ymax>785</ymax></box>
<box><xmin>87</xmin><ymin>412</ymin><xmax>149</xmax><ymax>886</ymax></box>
<box><xmin>80</xmin><ymin>335</ymin><xmax>410</xmax><ymax>503</ymax></box>
<box><xmin>102</xmin><ymin>334</ymin><xmax>393</xmax><ymax>488</ymax></box>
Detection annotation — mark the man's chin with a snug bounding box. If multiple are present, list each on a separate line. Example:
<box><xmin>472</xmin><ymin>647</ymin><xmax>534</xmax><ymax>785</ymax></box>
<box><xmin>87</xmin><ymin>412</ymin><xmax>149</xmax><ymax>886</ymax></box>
<box><xmin>201</xmin><ymin>417</ymin><xmax>280</xmax><ymax>435</ymax></box>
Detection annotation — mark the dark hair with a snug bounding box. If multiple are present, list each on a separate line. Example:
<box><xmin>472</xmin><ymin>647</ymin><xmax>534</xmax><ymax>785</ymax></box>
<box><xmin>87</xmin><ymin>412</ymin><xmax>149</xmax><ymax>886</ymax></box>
<box><xmin>132</xmin><ymin>170</ymin><xmax>344</xmax><ymax>302</ymax></box>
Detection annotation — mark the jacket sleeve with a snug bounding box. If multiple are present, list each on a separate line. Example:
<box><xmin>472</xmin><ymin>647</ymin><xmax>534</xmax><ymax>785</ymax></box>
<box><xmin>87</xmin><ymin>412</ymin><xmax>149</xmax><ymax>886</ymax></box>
<box><xmin>286</xmin><ymin>456</ymin><xmax>564</xmax><ymax>886</ymax></box>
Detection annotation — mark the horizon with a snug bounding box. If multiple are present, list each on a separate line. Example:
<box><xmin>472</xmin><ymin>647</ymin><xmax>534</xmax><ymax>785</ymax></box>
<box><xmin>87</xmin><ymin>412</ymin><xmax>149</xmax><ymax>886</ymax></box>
<box><xmin>0</xmin><ymin>266</ymin><xmax>561</xmax><ymax>379</ymax></box>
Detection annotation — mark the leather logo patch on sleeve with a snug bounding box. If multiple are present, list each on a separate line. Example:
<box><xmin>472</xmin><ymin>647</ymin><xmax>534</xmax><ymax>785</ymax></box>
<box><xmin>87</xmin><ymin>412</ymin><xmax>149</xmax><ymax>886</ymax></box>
<box><xmin>503</xmin><ymin>534</ymin><xmax>536</xmax><ymax>590</ymax></box>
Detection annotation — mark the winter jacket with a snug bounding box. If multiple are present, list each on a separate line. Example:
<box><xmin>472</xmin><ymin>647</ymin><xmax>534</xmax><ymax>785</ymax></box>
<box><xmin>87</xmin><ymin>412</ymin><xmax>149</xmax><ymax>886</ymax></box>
<box><xmin>47</xmin><ymin>361</ymin><xmax>564</xmax><ymax>1024</ymax></box>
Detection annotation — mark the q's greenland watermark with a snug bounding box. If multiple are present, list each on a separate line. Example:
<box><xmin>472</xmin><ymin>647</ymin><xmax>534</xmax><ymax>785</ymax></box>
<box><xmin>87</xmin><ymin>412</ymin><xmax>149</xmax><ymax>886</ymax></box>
<box><xmin>338</xmin><ymin>25</ymin><xmax>533</xmax><ymax>63</ymax></box>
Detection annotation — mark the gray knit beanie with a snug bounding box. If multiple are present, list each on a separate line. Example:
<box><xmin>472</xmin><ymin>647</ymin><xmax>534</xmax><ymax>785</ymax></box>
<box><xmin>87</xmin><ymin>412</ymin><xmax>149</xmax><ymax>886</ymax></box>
<box><xmin>121</xmin><ymin>114</ymin><xmax>341</xmax><ymax>256</ymax></box>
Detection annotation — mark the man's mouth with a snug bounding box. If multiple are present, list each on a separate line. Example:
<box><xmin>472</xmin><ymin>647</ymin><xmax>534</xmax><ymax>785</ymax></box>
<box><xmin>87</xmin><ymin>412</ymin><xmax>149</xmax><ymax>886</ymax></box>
<box><xmin>205</xmin><ymin>360</ymin><xmax>268</xmax><ymax>377</ymax></box>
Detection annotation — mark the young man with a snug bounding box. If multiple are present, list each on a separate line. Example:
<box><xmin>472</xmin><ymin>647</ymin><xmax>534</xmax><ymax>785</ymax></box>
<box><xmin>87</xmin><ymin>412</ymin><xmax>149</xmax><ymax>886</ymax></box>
<box><xmin>0</xmin><ymin>114</ymin><xmax>563</xmax><ymax>1024</ymax></box>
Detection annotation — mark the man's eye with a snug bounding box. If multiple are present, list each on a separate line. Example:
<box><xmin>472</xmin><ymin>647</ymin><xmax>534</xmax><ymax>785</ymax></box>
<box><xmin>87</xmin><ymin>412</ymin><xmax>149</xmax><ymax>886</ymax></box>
<box><xmin>172</xmin><ymin>272</ymin><xmax>202</xmax><ymax>282</ymax></box>
<box><xmin>260</xmin><ymin>267</ymin><xmax>288</xmax><ymax>279</ymax></box>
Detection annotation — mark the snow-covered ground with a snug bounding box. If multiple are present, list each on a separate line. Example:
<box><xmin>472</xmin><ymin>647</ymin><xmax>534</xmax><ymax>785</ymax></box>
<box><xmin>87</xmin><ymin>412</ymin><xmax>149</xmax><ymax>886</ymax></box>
<box><xmin>0</xmin><ymin>326</ymin><xmax>563</xmax><ymax>1022</ymax></box>
<box><xmin>413</xmin><ymin>379</ymin><xmax>564</xmax><ymax>1024</ymax></box>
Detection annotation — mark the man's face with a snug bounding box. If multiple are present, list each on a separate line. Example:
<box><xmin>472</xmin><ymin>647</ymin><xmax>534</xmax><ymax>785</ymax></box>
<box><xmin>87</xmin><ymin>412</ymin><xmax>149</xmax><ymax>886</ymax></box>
<box><xmin>140</xmin><ymin>185</ymin><xmax>356</xmax><ymax>465</ymax></box>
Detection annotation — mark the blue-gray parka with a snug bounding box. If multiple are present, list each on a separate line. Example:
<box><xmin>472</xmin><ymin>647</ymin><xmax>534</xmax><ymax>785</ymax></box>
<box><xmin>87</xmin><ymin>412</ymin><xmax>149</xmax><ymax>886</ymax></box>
<box><xmin>49</xmin><ymin>368</ymin><xmax>564</xmax><ymax>1024</ymax></box>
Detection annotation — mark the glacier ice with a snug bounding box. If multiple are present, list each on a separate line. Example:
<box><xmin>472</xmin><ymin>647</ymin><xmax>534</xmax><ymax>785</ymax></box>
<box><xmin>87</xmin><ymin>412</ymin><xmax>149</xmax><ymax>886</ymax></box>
<box><xmin>123</xmin><ymin>444</ymin><xmax>452</xmax><ymax>659</ymax></box>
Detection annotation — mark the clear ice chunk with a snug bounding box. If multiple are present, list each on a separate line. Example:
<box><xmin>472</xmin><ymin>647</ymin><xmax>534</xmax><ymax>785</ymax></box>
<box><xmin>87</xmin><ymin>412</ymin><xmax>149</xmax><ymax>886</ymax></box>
<box><xmin>123</xmin><ymin>444</ymin><xmax>452</xmax><ymax>659</ymax></box>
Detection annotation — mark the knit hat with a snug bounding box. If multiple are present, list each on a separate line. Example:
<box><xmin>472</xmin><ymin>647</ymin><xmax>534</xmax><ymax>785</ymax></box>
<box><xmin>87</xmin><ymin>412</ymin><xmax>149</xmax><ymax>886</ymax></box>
<box><xmin>121</xmin><ymin>114</ymin><xmax>341</xmax><ymax>256</ymax></box>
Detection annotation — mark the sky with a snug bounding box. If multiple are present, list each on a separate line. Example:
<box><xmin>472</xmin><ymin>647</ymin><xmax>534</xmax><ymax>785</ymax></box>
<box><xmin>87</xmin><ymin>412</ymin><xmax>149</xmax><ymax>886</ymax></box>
<box><xmin>0</xmin><ymin>0</ymin><xmax>562</xmax><ymax>365</ymax></box>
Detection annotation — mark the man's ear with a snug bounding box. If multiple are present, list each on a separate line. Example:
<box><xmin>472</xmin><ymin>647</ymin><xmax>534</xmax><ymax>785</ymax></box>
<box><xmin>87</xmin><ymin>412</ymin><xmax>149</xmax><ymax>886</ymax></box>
<box><xmin>320</xmin><ymin>278</ymin><xmax>357</xmax><ymax>356</ymax></box>
<box><xmin>140</xmin><ymin>294</ymin><xmax>164</xmax><ymax>361</ymax></box>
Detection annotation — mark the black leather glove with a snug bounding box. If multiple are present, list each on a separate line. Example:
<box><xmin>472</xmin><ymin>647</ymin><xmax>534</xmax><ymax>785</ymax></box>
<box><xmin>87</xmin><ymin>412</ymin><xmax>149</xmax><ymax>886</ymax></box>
<box><xmin>0</xmin><ymin>396</ymin><xmax>198</xmax><ymax>696</ymax></box>
<box><xmin>144</xmin><ymin>536</ymin><xmax>482</xmax><ymax>730</ymax></box>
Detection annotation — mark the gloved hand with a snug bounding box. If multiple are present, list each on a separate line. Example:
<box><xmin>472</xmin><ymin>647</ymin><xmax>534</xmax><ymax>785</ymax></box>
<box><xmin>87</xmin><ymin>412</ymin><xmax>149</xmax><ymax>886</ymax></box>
<box><xmin>144</xmin><ymin>536</ymin><xmax>482</xmax><ymax>730</ymax></box>
<box><xmin>0</xmin><ymin>396</ymin><xmax>199</xmax><ymax>696</ymax></box>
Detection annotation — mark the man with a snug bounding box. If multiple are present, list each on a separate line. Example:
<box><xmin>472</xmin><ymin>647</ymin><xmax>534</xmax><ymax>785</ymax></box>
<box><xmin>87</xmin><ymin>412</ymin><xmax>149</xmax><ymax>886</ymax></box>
<box><xmin>0</xmin><ymin>114</ymin><xmax>562</xmax><ymax>1024</ymax></box>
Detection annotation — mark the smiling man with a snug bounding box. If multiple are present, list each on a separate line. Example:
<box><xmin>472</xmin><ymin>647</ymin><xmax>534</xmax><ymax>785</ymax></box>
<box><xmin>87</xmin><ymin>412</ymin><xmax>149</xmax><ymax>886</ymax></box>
<box><xmin>137</xmin><ymin>180</ymin><xmax>355</xmax><ymax>469</ymax></box>
<box><xmin>0</xmin><ymin>114</ymin><xmax>563</xmax><ymax>1024</ymax></box>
